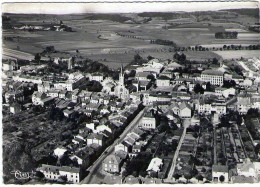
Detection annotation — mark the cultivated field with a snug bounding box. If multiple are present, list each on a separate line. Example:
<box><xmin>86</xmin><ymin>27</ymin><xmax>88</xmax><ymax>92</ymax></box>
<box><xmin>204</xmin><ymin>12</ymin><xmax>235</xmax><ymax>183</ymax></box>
<box><xmin>2</xmin><ymin>10</ymin><xmax>259</xmax><ymax>69</ymax></box>
<box><xmin>213</xmin><ymin>50</ymin><xmax>260</xmax><ymax>60</ymax></box>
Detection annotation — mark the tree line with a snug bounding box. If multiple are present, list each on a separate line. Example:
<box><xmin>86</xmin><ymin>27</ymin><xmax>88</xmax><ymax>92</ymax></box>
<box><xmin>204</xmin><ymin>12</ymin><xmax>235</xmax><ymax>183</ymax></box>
<box><xmin>150</xmin><ymin>39</ymin><xmax>177</xmax><ymax>48</ymax></box>
<box><xmin>215</xmin><ymin>31</ymin><xmax>238</xmax><ymax>39</ymax></box>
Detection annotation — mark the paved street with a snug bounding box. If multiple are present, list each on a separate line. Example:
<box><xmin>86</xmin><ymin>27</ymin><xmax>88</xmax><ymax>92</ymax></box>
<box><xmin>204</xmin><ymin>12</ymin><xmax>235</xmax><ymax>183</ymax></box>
<box><xmin>81</xmin><ymin>108</ymin><xmax>145</xmax><ymax>184</ymax></box>
<box><xmin>167</xmin><ymin>127</ymin><xmax>187</xmax><ymax>180</ymax></box>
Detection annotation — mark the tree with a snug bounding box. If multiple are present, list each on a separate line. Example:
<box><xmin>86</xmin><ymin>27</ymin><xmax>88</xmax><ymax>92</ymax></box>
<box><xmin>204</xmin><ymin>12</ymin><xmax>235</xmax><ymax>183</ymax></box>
<box><xmin>34</xmin><ymin>53</ymin><xmax>41</xmax><ymax>63</ymax></box>
<box><xmin>147</xmin><ymin>55</ymin><xmax>154</xmax><ymax>61</ymax></box>
<box><xmin>212</xmin><ymin>58</ymin><xmax>218</xmax><ymax>65</ymax></box>
<box><xmin>223</xmin><ymin>80</ymin><xmax>236</xmax><ymax>88</ymax></box>
<box><xmin>173</xmin><ymin>173</ymin><xmax>181</xmax><ymax>180</ymax></box>
<box><xmin>184</xmin><ymin>173</ymin><xmax>192</xmax><ymax>182</ymax></box>
<box><xmin>194</xmin><ymin>83</ymin><xmax>204</xmax><ymax>94</ymax></box>
<box><xmin>246</xmin><ymin>108</ymin><xmax>260</xmax><ymax>119</ymax></box>
<box><xmin>132</xmin><ymin>54</ymin><xmax>147</xmax><ymax>65</ymax></box>
<box><xmin>219</xmin><ymin>175</ymin><xmax>225</xmax><ymax>182</ymax></box>
<box><xmin>196</xmin><ymin>174</ymin><xmax>204</xmax><ymax>181</ymax></box>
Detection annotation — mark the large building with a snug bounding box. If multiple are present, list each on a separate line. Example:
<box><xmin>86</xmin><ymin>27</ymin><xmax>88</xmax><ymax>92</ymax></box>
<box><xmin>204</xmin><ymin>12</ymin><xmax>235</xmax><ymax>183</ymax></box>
<box><xmin>37</xmin><ymin>164</ymin><xmax>81</xmax><ymax>183</ymax></box>
<box><xmin>103</xmin><ymin>154</ymin><xmax>123</xmax><ymax>173</ymax></box>
<box><xmin>140</xmin><ymin>111</ymin><xmax>156</xmax><ymax>130</ymax></box>
<box><xmin>114</xmin><ymin>66</ymin><xmax>129</xmax><ymax>100</ymax></box>
<box><xmin>201</xmin><ymin>69</ymin><xmax>224</xmax><ymax>86</ymax></box>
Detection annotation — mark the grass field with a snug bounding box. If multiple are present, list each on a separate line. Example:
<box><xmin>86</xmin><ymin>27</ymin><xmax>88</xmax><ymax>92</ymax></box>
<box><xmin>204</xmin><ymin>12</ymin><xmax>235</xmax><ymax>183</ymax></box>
<box><xmin>213</xmin><ymin>50</ymin><xmax>260</xmax><ymax>60</ymax></box>
<box><xmin>2</xmin><ymin>11</ymin><xmax>259</xmax><ymax>69</ymax></box>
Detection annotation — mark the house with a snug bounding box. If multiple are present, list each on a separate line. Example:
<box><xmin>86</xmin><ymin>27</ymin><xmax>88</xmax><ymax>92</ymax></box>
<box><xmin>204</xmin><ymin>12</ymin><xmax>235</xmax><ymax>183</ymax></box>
<box><xmin>2</xmin><ymin>60</ymin><xmax>17</xmax><ymax>71</ymax></box>
<box><xmin>140</xmin><ymin>111</ymin><xmax>156</xmax><ymax>130</ymax></box>
<box><xmin>103</xmin><ymin>154</ymin><xmax>123</xmax><ymax>173</ymax></box>
<box><xmin>59</xmin><ymin>90</ymin><xmax>68</xmax><ymax>99</ymax></box>
<box><xmin>132</xmin><ymin>144</ymin><xmax>142</xmax><ymax>153</ymax></box>
<box><xmin>37</xmin><ymin>164</ymin><xmax>81</xmax><ymax>183</ymax></box>
<box><xmin>70</xmin><ymin>151</ymin><xmax>90</xmax><ymax>169</ymax></box>
<box><xmin>237</xmin><ymin>95</ymin><xmax>251</xmax><ymax>114</ymax></box>
<box><xmin>90</xmin><ymin>73</ymin><xmax>104</xmax><ymax>82</ymax></box>
<box><xmin>87</xmin><ymin>133</ymin><xmax>104</xmax><ymax>146</ymax></box>
<box><xmin>215</xmin><ymin>87</ymin><xmax>236</xmax><ymax>98</ymax></box>
<box><xmin>115</xmin><ymin>143</ymin><xmax>129</xmax><ymax>153</ymax></box>
<box><xmin>38</xmin><ymin>82</ymin><xmax>52</xmax><ymax>93</ymax></box>
<box><xmin>136</xmin><ymin>72</ymin><xmax>151</xmax><ymax>81</ymax></box>
<box><xmin>85</xmin><ymin>103</ymin><xmax>101</xmax><ymax>112</ymax></box>
<box><xmin>123</xmin><ymin>175</ymin><xmax>141</xmax><ymax>184</ymax></box>
<box><xmin>5</xmin><ymin>89</ymin><xmax>24</xmax><ymax>103</ymax></box>
<box><xmin>146</xmin><ymin>157</ymin><xmax>163</xmax><ymax>175</ymax></box>
<box><xmin>179</xmin><ymin>102</ymin><xmax>192</xmax><ymax>119</ymax></box>
<box><xmin>231</xmin><ymin>175</ymin><xmax>255</xmax><ymax>183</ymax></box>
<box><xmin>63</xmin><ymin>109</ymin><xmax>75</xmax><ymax>118</ymax></box>
<box><xmin>100</xmin><ymin>105</ymin><xmax>110</xmax><ymax>115</ymax></box>
<box><xmin>32</xmin><ymin>91</ymin><xmax>47</xmax><ymax>105</ymax></box>
<box><xmin>8</xmin><ymin>101</ymin><xmax>21</xmax><ymax>114</ymax></box>
<box><xmin>236</xmin><ymin>158</ymin><xmax>260</xmax><ymax>179</ymax></box>
<box><xmin>90</xmin><ymin>94</ymin><xmax>100</xmax><ymax>104</ymax></box>
<box><xmin>47</xmin><ymin>90</ymin><xmax>60</xmax><ymax>98</ymax></box>
<box><xmin>96</xmin><ymin>124</ymin><xmax>112</xmax><ymax>134</ymax></box>
<box><xmin>212</xmin><ymin>165</ymin><xmax>229</xmax><ymax>183</ymax></box>
<box><xmin>166</xmin><ymin>61</ymin><xmax>184</xmax><ymax>71</ymax></box>
<box><xmin>53</xmin><ymin>147</ymin><xmax>68</xmax><ymax>158</ymax></box>
<box><xmin>135</xmin><ymin>59</ymin><xmax>163</xmax><ymax>74</ymax></box>
<box><xmin>156</xmin><ymin>76</ymin><xmax>171</xmax><ymax>87</ymax></box>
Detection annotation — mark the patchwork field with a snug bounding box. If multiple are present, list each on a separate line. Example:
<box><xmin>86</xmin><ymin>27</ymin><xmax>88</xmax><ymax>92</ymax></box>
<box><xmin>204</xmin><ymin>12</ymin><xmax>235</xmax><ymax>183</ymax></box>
<box><xmin>2</xmin><ymin>11</ymin><xmax>260</xmax><ymax>69</ymax></box>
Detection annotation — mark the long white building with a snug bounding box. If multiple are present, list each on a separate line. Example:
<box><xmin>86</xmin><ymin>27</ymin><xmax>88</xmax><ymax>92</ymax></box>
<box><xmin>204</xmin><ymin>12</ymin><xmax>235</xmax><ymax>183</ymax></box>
<box><xmin>201</xmin><ymin>69</ymin><xmax>224</xmax><ymax>86</ymax></box>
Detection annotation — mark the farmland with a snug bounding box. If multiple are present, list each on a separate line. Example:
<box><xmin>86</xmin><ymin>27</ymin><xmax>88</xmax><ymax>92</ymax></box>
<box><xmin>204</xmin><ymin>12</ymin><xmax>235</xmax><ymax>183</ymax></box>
<box><xmin>213</xmin><ymin>50</ymin><xmax>260</xmax><ymax>60</ymax></box>
<box><xmin>2</xmin><ymin>9</ymin><xmax>260</xmax><ymax>69</ymax></box>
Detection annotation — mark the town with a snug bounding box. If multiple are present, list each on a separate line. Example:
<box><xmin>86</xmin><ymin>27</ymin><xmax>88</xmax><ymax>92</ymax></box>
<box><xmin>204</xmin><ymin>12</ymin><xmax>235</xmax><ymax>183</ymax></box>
<box><xmin>2</xmin><ymin>50</ymin><xmax>260</xmax><ymax>184</ymax></box>
<box><xmin>2</xmin><ymin>2</ymin><xmax>260</xmax><ymax>185</ymax></box>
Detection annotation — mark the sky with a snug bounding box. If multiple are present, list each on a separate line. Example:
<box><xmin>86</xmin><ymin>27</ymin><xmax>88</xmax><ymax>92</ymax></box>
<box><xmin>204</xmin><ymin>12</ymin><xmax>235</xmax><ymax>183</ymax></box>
<box><xmin>2</xmin><ymin>1</ymin><xmax>259</xmax><ymax>14</ymax></box>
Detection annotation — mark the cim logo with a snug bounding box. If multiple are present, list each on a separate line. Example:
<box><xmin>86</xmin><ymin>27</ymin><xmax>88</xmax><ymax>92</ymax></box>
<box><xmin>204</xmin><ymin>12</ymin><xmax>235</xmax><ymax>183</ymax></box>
<box><xmin>10</xmin><ymin>170</ymin><xmax>36</xmax><ymax>179</ymax></box>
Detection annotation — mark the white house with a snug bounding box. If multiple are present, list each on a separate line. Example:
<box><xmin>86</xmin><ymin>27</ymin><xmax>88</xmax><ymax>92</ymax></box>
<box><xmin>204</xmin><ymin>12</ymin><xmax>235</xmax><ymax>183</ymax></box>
<box><xmin>156</xmin><ymin>76</ymin><xmax>171</xmax><ymax>87</ymax></box>
<box><xmin>201</xmin><ymin>69</ymin><xmax>224</xmax><ymax>86</ymax></box>
<box><xmin>212</xmin><ymin>165</ymin><xmax>229</xmax><ymax>183</ymax></box>
<box><xmin>115</xmin><ymin>143</ymin><xmax>129</xmax><ymax>153</ymax></box>
<box><xmin>54</xmin><ymin>147</ymin><xmax>68</xmax><ymax>158</ymax></box>
<box><xmin>146</xmin><ymin>157</ymin><xmax>163</xmax><ymax>174</ymax></box>
<box><xmin>140</xmin><ymin>112</ymin><xmax>156</xmax><ymax>130</ymax></box>
<box><xmin>87</xmin><ymin>133</ymin><xmax>104</xmax><ymax>146</ymax></box>
<box><xmin>38</xmin><ymin>164</ymin><xmax>81</xmax><ymax>183</ymax></box>
<box><xmin>179</xmin><ymin>102</ymin><xmax>192</xmax><ymax>119</ymax></box>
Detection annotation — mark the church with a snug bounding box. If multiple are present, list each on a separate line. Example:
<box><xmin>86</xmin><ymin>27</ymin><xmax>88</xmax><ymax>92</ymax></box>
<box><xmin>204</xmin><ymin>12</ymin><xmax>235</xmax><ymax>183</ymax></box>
<box><xmin>114</xmin><ymin>66</ymin><xmax>129</xmax><ymax>100</ymax></box>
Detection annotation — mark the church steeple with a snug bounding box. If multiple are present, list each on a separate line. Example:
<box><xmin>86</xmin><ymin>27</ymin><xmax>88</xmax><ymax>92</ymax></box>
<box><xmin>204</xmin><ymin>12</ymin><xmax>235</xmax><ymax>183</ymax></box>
<box><xmin>115</xmin><ymin>64</ymin><xmax>129</xmax><ymax>100</ymax></box>
<box><xmin>119</xmin><ymin>64</ymin><xmax>124</xmax><ymax>86</ymax></box>
<box><xmin>120</xmin><ymin>64</ymin><xmax>123</xmax><ymax>77</ymax></box>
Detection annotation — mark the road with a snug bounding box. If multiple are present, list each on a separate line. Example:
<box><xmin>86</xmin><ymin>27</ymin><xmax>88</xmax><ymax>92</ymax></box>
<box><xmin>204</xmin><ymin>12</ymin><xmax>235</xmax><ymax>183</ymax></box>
<box><xmin>81</xmin><ymin>108</ymin><xmax>145</xmax><ymax>184</ymax></box>
<box><xmin>167</xmin><ymin>127</ymin><xmax>187</xmax><ymax>180</ymax></box>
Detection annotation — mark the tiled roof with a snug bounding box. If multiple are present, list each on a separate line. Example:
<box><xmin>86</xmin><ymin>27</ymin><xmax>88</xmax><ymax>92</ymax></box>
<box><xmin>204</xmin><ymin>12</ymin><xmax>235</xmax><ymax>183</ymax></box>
<box><xmin>39</xmin><ymin>164</ymin><xmax>80</xmax><ymax>173</ymax></box>
<box><xmin>202</xmin><ymin>69</ymin><xmax>224</xmax><ymax>76</ymax></box>
<box><xmin>212</xmin><ymin>164</ymin><xmax>228</xmax><ymax>172</ymax></box>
